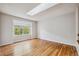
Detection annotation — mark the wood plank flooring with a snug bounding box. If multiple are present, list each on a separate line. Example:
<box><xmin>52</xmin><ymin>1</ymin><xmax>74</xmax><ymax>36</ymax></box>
<box><xmin>0</xmin><ymin>39</ymin><xmax>78</xmax><ymax>56</ymax></box>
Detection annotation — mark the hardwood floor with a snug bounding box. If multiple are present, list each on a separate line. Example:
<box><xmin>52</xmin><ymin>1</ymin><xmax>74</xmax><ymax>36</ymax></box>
<box><xmin>0</xmin><ymin>39</ymin><xmax>78</xmax><ymax>56</ymax></box>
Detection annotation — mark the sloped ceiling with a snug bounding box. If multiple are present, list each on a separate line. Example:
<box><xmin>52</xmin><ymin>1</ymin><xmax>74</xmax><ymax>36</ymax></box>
<box><xmin>30</xmin><ymin>3</ymin><xmax>77</xmax><ymax>21</ymax></box>
<box><xmin>0</xmin><ymin>3</ymin><xmax>78</xmax><ymax>21</ymax></box>
<box><xmin>0</xmin><ymin>3</ymin><xmax>39</xmax><ymax>21</ymax></box>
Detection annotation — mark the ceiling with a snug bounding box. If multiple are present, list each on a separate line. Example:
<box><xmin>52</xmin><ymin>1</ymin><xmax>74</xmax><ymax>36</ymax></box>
<box><xmin>0</xmin><ymin>3</ymin><xmax>78</xmax><ymax>21</ymax></box>
<box><xmin>0</xmin><ymin>3</ymin><xmax>39</xmax><ymax>21</ymax></box>
<box><xmin>31</xmin><ymin>3</ymin><xmax>78</xmax><ymax>21</ymax></box>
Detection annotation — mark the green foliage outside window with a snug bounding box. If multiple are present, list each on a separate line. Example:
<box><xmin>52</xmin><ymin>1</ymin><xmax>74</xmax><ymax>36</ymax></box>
<box><xmin>14</xmin><ymin>25</ymin><xmax>30</xmax><ymax>35</ymax></box>
<box><xmin>23</xmin><ymin>26</ymin><xmax>30</xmax><ymax>34</ymax></box>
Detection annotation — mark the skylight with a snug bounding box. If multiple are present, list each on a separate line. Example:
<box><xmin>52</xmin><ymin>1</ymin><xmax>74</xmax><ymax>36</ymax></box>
<box><xmin>27</xmin><ymin>3</ymin><xmax>58</xmax><ymax>16</ymax></box>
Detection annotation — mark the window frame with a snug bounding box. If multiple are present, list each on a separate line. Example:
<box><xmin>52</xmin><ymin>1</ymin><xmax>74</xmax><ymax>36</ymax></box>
<box><xmin>12</xmin><ymin>20</ymin><xmax>32</xmax><ymax>36</ymax></box>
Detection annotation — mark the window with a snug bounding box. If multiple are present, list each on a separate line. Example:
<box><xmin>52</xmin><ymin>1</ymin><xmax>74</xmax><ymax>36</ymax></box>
<box><xmin>13</xmin><ymin>20</ymin><xmax>32</xmax><ymax>35</ymax></box>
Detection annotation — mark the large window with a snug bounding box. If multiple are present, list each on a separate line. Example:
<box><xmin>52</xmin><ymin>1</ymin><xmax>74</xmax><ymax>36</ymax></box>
<box><xmin>13</xmin><ymin>20</ymin><xmax>32</xmax><ymax>35</ymax></box>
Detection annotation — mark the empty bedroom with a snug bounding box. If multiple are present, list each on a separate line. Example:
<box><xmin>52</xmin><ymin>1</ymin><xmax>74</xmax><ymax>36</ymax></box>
<box><xmin>0</xmin><ymin>3</ymin><xmax>79</xmax><ymax>56</ymax></box>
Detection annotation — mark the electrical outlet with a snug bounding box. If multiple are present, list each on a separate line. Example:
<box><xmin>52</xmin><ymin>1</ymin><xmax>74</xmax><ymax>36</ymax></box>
<box><xmin>64</xmin><ymin>35</ymin><xmax>69</xmax><ymax>39</ymax></box>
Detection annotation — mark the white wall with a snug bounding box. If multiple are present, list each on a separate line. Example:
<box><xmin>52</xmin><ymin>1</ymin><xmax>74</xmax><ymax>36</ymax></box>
<box><xmin>38</xmin><ymin>12</ymin><xmax>76</xmax><ymax>46</ymax></box>
<box><xmin>32</xmin><ymin>22</ymin><xmax>38</xmax><ymax>38</ymax></box>
<box><xmin>78</xmin><ymin>7</ymin><xmax>79</xmax><ymax>33</ymax></box>
<box><xmin>0</xmin><ymin>13</ymin><xmax>37</xmax><ymax>46</ymax></box>
<box><xmin>0</xmin><ymin>14</ymin><xmax>2</xmax><ymax>45</ymax></box>
<box><xmin>76</xmin><ymin>6</ymin><xmax>79</xmax><ymax>55</ymax></box>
